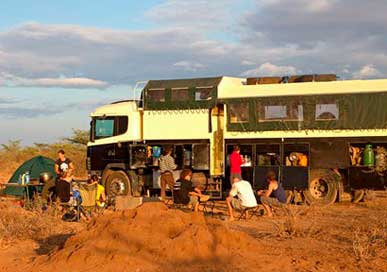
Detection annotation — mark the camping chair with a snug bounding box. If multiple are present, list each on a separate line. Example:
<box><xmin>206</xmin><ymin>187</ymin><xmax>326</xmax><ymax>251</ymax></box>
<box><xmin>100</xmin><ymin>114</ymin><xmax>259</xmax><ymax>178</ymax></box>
<box><xmin>169</xmin><ymin>189</ymin><xmax>197</xmax><ymax>212</ymax></box>
<box><xmin>78</xmin><ymin>183</ymin><xmax>98</xmax><ymax>219</ymax></box>
<box><xmin>163</xmin><ymin>181</ymin><xmax>181</xmax><ymax>208</ymax></box>
<box><xmin>198</xmin><ymin>195</ymin><xmax>215</xmax><ymax>216</ymax></box>
<box><xmin>238</xmin><ymin>205</ymin><xmax>262</xmax><ymax>220</ymax></box>
<box><xmin>55</xmin><ymin>179</ymin><xmax>73</xmax><ymax>215</ymax></box>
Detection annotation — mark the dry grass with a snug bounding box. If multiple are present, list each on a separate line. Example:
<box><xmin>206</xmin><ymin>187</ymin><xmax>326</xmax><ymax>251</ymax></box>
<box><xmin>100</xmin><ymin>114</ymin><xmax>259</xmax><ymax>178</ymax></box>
<box><xmin>0</xmin><ymin>202</ymin><xmax>73</xmax><ymax>244</ymax></box>
<box><xmin>271</xmin><ymin>205</ymin><xmax>323</xmax><ymax>238</ymax></box>
<box><xmin>352</xmin><ymin>217</ymin><xmax>387</xmax><ymax>261</ymax></box>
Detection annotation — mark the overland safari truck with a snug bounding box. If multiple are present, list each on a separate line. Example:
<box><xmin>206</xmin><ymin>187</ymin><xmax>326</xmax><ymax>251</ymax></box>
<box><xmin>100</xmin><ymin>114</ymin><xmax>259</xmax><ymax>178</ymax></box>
<box><xmin>87</xmin><ymin>75</ymin><xmax>387</xmax><ymax>204</ymax></box>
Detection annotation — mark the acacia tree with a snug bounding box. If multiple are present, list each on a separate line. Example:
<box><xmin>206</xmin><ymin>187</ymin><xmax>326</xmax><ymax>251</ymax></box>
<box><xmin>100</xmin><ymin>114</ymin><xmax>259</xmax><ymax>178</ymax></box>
<box><xmin>64</xmin><ymin>129</ymin><xmax>89</xmax><ymax>145</ymax></box>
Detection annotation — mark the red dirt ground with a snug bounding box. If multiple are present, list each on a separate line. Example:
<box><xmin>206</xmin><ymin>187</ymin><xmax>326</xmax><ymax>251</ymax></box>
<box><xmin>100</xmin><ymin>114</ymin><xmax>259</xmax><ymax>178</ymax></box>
<box><xmin>0</xmin><ymin>199</ymin><xmax>386</xmax><ymax>272</ymax></box>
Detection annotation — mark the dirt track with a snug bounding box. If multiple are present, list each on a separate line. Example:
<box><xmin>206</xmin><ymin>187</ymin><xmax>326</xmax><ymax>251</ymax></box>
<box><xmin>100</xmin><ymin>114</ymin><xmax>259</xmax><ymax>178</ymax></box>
<box><xmin>0</xmin><ymin>199</ymin><xmax>386</xmax><ymax>272</ymax></box>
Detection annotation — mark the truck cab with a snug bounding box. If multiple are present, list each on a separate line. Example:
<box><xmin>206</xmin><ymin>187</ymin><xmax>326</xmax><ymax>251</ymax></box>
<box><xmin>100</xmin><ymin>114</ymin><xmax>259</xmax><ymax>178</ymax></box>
<box><xmin>87</xmin><ymin>100</ymin><xmax>142</xmax><ymax>197</ymax></box>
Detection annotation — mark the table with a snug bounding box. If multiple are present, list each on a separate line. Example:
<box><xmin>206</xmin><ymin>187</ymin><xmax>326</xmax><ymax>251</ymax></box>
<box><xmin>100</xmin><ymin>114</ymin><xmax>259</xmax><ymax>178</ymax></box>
<box><xmin>0</xmin><ymin>182</ymin><xmax>45</xmax><ymax>202</ymax></box>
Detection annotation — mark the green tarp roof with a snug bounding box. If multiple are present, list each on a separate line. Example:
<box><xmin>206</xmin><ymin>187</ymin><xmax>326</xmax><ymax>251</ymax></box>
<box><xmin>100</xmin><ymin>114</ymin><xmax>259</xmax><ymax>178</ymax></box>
<box><xmin>4</xmin><ymin>155</ymin><xmax>57</xmax><ymax>196</ymax></box>
<box><xmin>145</xmin><ymin>76</ymin><xmax>223</xmax><ymax>89</ymax></box>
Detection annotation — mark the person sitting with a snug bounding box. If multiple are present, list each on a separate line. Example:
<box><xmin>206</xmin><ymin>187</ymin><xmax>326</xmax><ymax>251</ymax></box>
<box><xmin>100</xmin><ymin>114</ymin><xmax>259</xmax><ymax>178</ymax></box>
<box><xmin>41</xmin><ymin>173</ymin><xmax>56</xmax><ymax>206</ymax></box>
<box><xmin>257</xmin><ymin>170</ymin><xmax>287</xmax><ymax>217</ymax></box>
<box><xmin>90</xmin><ymin>175</ymin><xmax>106</xmax><ymax>209</ymax></box>
<box><xmin>174</xmin><ymin>169</ymin><xmax>202</xmax><ymax>212</ymax></box>
<box><xmin>226</xmin><ymin>177</ymin><xmax>257</xmax><ymax>221</ymax></box>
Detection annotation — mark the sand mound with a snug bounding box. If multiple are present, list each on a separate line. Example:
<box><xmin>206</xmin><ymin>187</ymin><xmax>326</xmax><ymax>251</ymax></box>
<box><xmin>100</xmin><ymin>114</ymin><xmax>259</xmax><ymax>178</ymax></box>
<box><xmin>35</xmin><ymin>202</ymin><xmax>261</xmax><ymax>272</ymax></box>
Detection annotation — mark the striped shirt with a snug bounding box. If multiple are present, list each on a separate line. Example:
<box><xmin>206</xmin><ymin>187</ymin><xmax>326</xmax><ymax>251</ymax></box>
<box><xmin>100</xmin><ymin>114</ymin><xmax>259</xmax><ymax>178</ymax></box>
<box><xmin>159</xmin><ymin>154</ymin><xmax>177</xmax><ymax>173</ymax></box>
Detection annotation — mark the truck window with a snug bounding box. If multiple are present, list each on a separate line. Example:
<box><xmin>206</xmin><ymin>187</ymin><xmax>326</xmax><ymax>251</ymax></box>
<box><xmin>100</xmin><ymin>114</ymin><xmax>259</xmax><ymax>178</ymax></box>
<box><xmin>315</xmin><ymin>103</ymin><xmax>339</xmax><ymax>120</ymax></box>
<box><xmin>117</xmin><ymin>116</ymin><xmax>128</xmax><ymax>134</ymax></box>
<box><xmin>258</xmin><ymin>103</ymin><xmax>303</xmax><ymax>122</ymax></box>
<box><xmin>171</xmin><ymin>88</ymin><xmax>189</xmax><ymax>101</ymax></box>
<box><xmin>229</xmin><ymin>103</ymin><xmax>249</xmax><ymax>123</ymax></box>
<box><xmin>95</xmin><ymin>119</ymin><xmax>114</xmax><ymax>138</ymax></box>
<box><xmin>195</xmin><ymin>87</ymin><xmax>212</xmax><ymax>101</ymax></box>
<box><xmin>147</xmin><ymin>89</ymin><xmax>165</xmax><ymax>102</ymax></box>
<box><xmin>94</xmin><ymin>116</ymin><xmax>128</xmax><ymax>139</ymax></box>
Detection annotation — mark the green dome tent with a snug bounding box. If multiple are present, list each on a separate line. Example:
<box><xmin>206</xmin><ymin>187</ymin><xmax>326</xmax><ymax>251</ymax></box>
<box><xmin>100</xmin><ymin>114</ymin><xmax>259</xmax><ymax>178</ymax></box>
<box><xmin>4</xmin><ymin>156</ymin><xmax>57</xmax><ymax>196</ymax></box>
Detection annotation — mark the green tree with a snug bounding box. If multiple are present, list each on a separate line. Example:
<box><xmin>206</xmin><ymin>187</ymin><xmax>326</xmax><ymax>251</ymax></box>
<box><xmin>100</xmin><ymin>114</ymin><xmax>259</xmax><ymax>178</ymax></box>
<box><xmin>1</xmin><ymin>140</ymin><xmax>22</xmax><ymax>152</ymax></box>
<box><xmin>64</xmin><ymin>129</ymin><xmax>89</xmax><ymax>146</ymax></box>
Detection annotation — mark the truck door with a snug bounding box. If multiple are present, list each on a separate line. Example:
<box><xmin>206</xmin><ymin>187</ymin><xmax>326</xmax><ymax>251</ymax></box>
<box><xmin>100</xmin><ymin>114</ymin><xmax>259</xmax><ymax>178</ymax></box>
<box><xmin>254</xmin><ymin>143</ymin><xmax>281</xmax><ymax>189</ymax></box>
<box><xmin>282</xmin><ymin>143</ymin><xmax>310</xmax><ymax>189</ymax></box>
<box><xmin>89</xmin><ymin>117</ymin><xmax>117</xmax><ymax>170</ymax></box>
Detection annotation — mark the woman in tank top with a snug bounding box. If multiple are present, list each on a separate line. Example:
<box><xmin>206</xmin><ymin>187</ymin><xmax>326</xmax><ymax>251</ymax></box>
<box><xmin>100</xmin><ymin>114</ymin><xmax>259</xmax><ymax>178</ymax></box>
<box><xmin>257</xmin><ymin>170</ymin><xmax>286</xmax><ymax>217</ymax></box>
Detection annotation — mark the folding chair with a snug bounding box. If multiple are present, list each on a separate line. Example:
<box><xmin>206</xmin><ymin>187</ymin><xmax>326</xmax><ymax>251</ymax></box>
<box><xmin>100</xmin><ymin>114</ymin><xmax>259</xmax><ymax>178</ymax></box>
<box><xmin>78</xmin><ymin>183</ymin><xmax>97</xmax><ymax>219</ymax></box>
<box><xmin>199</xmin><ymin>195</ymin><xmax>215</xmax><ymax>216</ymax></box>
<box><xmin>238</xmin><ymin>205</ymin><xmax>262</xmax><ymax>220</ymax></box>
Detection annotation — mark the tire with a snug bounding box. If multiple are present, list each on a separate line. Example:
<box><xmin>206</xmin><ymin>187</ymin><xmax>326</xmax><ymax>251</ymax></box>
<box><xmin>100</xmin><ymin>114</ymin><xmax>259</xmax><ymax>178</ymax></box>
<box><xmin>101</xmin><ymin>169</ymin><xmax>113</xmax><ymax>187</ymax></box>
<box><xmin>105</xmin><ymin>170</ymin><xmax>132</xmax><ymax>199</ymax></box>
<box><xmin>351</xmin><ymin>189</ymin><xmax>365</xmax><ymax>203</ymax></box>
<box><xmin>303</xmin><ymin>169</ymin><xmax>338</xmax><ymax>205</ymax></box>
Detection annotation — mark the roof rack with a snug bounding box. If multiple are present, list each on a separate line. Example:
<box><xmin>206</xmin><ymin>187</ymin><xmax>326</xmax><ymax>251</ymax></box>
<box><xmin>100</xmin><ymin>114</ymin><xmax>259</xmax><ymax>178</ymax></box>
<box><xmin>246</xmin><ymin>74</ymin><xmax>337</xmax><ymax>85</ymax></box>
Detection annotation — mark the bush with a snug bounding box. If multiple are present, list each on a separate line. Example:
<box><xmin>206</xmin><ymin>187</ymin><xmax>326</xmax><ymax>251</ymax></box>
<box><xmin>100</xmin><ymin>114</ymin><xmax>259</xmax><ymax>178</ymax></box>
<box><xmin>352</xmin><ymin>220</ymin><xmax>387</xmax><ymax>261</ymax></box>
<box><xmin>0</xmin><ymin>203</ymin><xmax>72</xmax><ymax>243</ymax></box>
<box><xmin>0</xmin><ymin>129</ymin><xmax>88</xmax><ymax>181</ymax></box>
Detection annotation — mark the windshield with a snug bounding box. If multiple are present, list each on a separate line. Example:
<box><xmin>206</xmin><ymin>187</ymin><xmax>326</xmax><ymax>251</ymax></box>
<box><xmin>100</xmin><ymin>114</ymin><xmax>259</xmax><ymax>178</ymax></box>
<box><xmin>95</xmin><ymin>119</ymin><xmax>114</xmax><ymax>138</ymax></box>
<box><xmin>91</xmin><ymin>116</ymin><xmax>128</xmax><ymax>140</ymax></box>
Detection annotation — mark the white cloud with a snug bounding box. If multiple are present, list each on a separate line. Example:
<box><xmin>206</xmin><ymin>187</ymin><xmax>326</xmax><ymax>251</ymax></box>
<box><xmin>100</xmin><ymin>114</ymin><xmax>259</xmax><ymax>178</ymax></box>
<box><xmin>241</xmin><ymin>60</ymin><xmax>256</xmax><ymax>66</ymax></box>
<box><xmin>1</xmin><ymin>0</ymin><xmax>387</xmax><ymax>91</ymax></box>
<box><xmin>0</xmin><ymin>72</ymin><xmax>108</xmax><ymax>89</ymax></box>
<box><xmin>260</xmin><ymin>0</ymin><xmax>337</xmax><ymax>12</ymax></box>
<box><xmin>0</xmin><ymin>22</ymin><xmax>236</xmax><ymax>85</ymax></box>
<box><xmin>306</xmin><ymin>0</ymin><xmax>338</xmax><ymax>12</ymax></box>
<box><xmin>240</xmin><ymin>62</ymin><xmax>299</xmax><ymax>77</ymax></box>
<box><xmin>146</xmin><ymin>0</ymin><xmax>238</xmax><ymax>29</ymax></box>
<box><xmin>173</xmin><ymin>61</ymin><xmax>205</xmax><ymax>72</ymax></box>
<box><xmin>352</xmin><ymin>65</ymin><xmax>383</xmax><ymax>79</ymax></box>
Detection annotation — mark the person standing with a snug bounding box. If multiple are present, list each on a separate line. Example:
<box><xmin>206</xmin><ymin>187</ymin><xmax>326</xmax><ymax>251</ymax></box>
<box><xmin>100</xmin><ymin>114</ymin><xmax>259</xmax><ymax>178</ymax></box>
<box><xmin>55</xmin><ymin>150</ymin><xmax>74</xmax><ymax>202</ymax></box>
<box><xmin>159</xmin><ymin>146</ymin><xmax>177</xmax><ymax>200</ymax></box>
<box><xmin>230</xmin><ymin>145</ymin><xmax>244</xmax><ymax>185</ymax></box>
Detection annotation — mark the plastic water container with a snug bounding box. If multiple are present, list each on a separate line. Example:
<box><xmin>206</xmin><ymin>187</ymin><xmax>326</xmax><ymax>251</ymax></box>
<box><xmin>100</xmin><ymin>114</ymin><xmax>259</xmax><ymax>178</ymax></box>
<box><xmin>152</xmin><ymin>146</ymin><xmax>161</xmax><ymax>158</ymax></box>
<box><xmin>25</xmin><ymin>171</ymin><xmax>30</xmax><ymax>184</ymax></box>
<box><xmin>363</xmin><ymin>144</ymin><xmax>375</xmax><ymax>167</ymax></box>
<box><xmin>21</xmin><ymin>171</ymin><xmax>30</xmax><ymax>184</ymax></box>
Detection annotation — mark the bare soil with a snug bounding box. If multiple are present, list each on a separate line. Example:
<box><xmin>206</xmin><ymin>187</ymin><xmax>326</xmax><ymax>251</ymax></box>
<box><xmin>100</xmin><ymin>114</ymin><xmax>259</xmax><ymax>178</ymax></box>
<box><xmin>0</xmin><ymin>198</ymin><xmax>386</xmax><ymax>272</ymax></box>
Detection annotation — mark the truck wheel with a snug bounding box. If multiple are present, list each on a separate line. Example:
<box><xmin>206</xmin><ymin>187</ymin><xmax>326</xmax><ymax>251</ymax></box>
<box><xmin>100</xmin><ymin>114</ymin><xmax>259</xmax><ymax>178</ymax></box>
<box><xmin>101</xmin><ymin>169</ymin><xmax>113</xmax><ymax>187</ymax></box>
<box><xmin>303</xmin><ymin>169</ymin><xmax>338</xmax><ymax>205</ymax></box>
<box><xmin>105</xmin><ymin>170</ymin><xmax>131</xmax><ymax>199</ymax></box>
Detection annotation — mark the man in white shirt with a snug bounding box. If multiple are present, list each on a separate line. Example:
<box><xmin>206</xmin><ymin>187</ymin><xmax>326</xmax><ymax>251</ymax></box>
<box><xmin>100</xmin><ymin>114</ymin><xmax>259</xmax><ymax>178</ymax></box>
<box><xmin>226</xmin><ymin>177</ymin><xmax>257</xmax><ymax>221</ymax></box>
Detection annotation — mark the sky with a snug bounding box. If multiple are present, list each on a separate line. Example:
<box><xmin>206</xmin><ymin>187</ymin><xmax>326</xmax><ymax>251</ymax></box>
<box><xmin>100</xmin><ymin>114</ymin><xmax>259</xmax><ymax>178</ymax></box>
<box><xmin>0</xmin><ymin>0</ymin><xmax>386</xmax><ymax>145</ymax></box>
